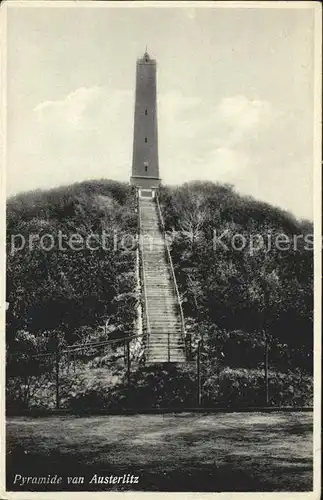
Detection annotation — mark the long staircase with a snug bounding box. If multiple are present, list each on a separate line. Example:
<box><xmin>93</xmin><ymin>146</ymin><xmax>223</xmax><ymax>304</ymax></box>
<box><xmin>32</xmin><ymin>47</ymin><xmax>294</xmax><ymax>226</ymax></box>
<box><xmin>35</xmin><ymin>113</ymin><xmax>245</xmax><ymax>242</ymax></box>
<box><xmin>138</xmin><ymin>192</ymin><xmax>188</xmax><ymax>363</ymax></box>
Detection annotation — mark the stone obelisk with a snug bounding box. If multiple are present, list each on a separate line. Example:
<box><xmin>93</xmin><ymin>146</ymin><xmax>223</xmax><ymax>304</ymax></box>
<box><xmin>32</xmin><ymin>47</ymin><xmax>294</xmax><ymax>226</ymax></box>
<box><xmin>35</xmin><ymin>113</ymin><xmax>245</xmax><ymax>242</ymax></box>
<box><xmin>130</xmin><ymin>51</ymin><xmax>161</xmax><ymax>195</ymax></box>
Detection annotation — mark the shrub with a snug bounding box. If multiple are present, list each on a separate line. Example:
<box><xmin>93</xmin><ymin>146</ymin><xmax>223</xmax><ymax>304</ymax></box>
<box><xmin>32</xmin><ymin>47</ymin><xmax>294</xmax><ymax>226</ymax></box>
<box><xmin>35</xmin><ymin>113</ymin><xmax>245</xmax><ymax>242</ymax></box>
<box><xmin>202</xmin><ymin>367</ymin><xmax>313</xmax><ymax>407</ymax></box>
<box><xmin>108</xmin><ymin>364</ymin><xmax>197</xmax><ymax>409</ymax></box>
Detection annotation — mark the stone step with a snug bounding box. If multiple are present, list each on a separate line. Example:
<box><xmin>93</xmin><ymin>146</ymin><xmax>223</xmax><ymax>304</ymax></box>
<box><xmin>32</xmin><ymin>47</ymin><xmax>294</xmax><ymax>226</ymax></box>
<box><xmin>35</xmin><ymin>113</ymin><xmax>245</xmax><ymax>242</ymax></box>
<box><xmin>145</xmin><ymin>277</ymin><xmax>172</xmax><ymax>280</ymax></box>
<box><xmin>144</xmin><ymin>272</ymin><xmax>170</xmax><ymax>275</ymax></box>
<box><xmin>144</xmin><ymin>273</ymin><xmax>171</xmax><ymax>277</ymax></box>
<box><xmin>149</xmin><ymin>321</ymin><xmax>181</xmax><ymax>325</ymax></box>
<box><xmin>149</xmin><ymin>340</ymin><xmax>184</xmax><ymax>344</ymax></box>
<box><xmin>146</xmin><ymin>295</ymin><xmax>176</xmax><ymax>299</ymax></box>
<box><xmin>149</xmin><ymin>329</ymin><xmax>182</xmax><ymax>332</ymax></box>
<box><xmin>149</xmin><ymin>320</ymin><xmax>181</xmax><ymax>324</ymax></box>
<box><xmin>149</xmin><ymin>346</ymin><xmax>184</xmax><ymax>350</ymax></box>
<box><xmin>148</xmin><ymin>346</ymin><xmax>184</xmax><ymax>350</ymax></box>
<box><xmin>142</xmin><ymin>249</ymin><xmax>166</xmax><ymax>253</ymax></box>
<box><xmin>149</xmin><ymin>338</ymin><xmax>184</xmax><ymax>343</ymax></box>
<box><xmin>149</xmin><ymin>315</ymin><xmax>181</xmax><ymax>320</ymax></box>
<box><xmin>146</xmin><ymin>303</ymin><xmax>177</xmax><ymax>307</ymax></box>
<box><xmin>149</xmin><ymin>340</ymin><xmax>183</xmax><ymax>343</ymax></box>
<box><xmin>142</xmin><ymin>255</ymin><xmax>167</xmax><ymax>259</ymax></box>
<box><xmin>148</xmin><ymin>346</ymin><xmax>185</xmax><ymax>352</ymax></box>
<box><xmin>147</xmin><ymin>308</ymin><xmax>175</xmax><ymax>313</ymax></box>
<box><xmin>145</xmin><ymin>286</ymin><xmax>173</xmax><ymax>289</ymax></box>
<box><xmin>144</xmin><ymin>270</ymin><xmax>170</xmax><ymax>274</ymax></box>
<box><xmin>144</xmin><ymin>270</ymin><xmax>170</xmax><ymax>273</ymax></box>
<box><xmin>148</xmin><ymin>356</ymin><xmax>185</xmax><ymax>361</ymax></box>
<box><xmin>149</xmin><ymin>325</ymin><xmax>182</xmax><ymax>329</ymax></box>
<box><xmin>144</xmin><ymin>275</ymin><xmax>170</xmax><ymax>278</ymax></box>
<box><xmin>147</xmin><ymin>304</ymin><xmax>179</xmax><ymax>312</ymax></box>
<box><xmin>146</xmin><ymin>282</ymin><xmax>172</xmax><ymax>286</ymax></box>
<box><xmin>146</xmin><ymin>288</ymin><xmax>175</xmax><ymax>292</ymax></box>
<box><xmin>149</xmin><ymin>328</ymin><xmax>182</xmax><ymax>332</ymax></box>
<box><xmin>149</xmin><ymin>318</ymin><xmax>181</xmax><ymax>321</ymax></box>
<box><xmin>145</xmin><ymin>279</ymin><xmax>171</xmax><ymax>282</ymax></box>
<box><xmin>145</xmin><ymin>284</ymin><xmax>173</xmax><ymax>288</ymax></box>
<box><xmin>148</xmin><ymin>350</ymin><xmax>184</xmax><ymax>354</ymax></box>
<box><xmin>149</xmin><ymin>325</ymin><xmax>182</xmax><ymax>328</ymax></box>
<box><xmin>146</xmin><ymin>299</ymin><xmax>178</xmax><ymax>304</ymax></box>
<box><xmin>150</xmin><ymin>328</ymin><xmax>182</xmax><ymax>332</ymax></box>
<box><xmin>149</xmin><ymin>330</ymin><xmax>182</xmax><ymax>334</ymax></box>
<box><xmin>147</xmin><ymin>357</ymin><xmax>186</xmax><ymax>363</ymax></box>
<box><xmin>147</xmin><ymin>308</ymin><xmax>178</xmax><ymax>313</ymax></box>
<box><xmin>146</xmin><ymin>292</ymin><xmax>177</xmax><ymax>298</ymax></box>
<box><xmin>149</xmin><ymin>337</ymin><xmax>183</xmax><ymax>340</ymax></box>
<box><xmin>145</xmin><ymin>282</ymin><xmax>173</xmax><ymax>285</ymax></box>
<box><xmin>147</xmin><ymin>361</ymin><xmax>186</xmax><ymax>364</ymax></box>
<box><xmin>149</xmin><ymin>321</ymin><xmax>181</xmax><ymax>326</ymax></box>
<box><xmin>139</xmin><ymin>199</ymin><xmax>186</xmax><ymax>363</ymax></box>
<box><xmin>148</xmin><ymin>316</ymin><xmax>179</xmax><ymax>320</ymax></box>
<box><xmin>146</xmin><ymin>293</ymin><xmax>174</xmax><ymax>297</ymax></box>
<box><xmin>148</xmin><ymin>347</ymin><xmax>184</xmax><ymax>352</ymax></box>
<box><xmin>143</xmin><ymin>266</ymin><xmax>169</xmax><ymax>269</ymax></box>
<box><xmin>146</xmin><ymin>299</ymin><xmax>176</xmax><ymax>303</ymax></box>
<box><xmin>143</xmin><ymin>256</ymin><xmax>168</xmax><ymax>259</ymax></box>
<box><xmin>147</xmin><ymin>309</ymin><xmax>178</xmax><ymax>313</ymax></box>
<box><xmin>145</xmin><ymin>281</ymin><xmax>172</xmax><ymax>284</ymax></box>
<box><xmin>148</xmin><ymin>312</ymin><xmax>180</xmax><ymax>316</ymax></box>
<box><xmin>148</xmin><ymin>316</ymin><xmax>180</xmax><ymax>320</ymax></box>
<box><xmin>145</xmin><ymin>286</ymin><xmax>174</xmax><ymax>289</ymax></box>
<box><xmin>146</xmin><ymin>296</ymin><xmax>177</xmax><ymax>300</ymax></box>
<box><xmin>148</xmin><ymin>344</ymin><xmax>184</xmax><ymax>349</ymax></box>
<box><xmin>146</xmin><ymin>304</ymin><xmax>177</xmax><ymax>307</ymax></box>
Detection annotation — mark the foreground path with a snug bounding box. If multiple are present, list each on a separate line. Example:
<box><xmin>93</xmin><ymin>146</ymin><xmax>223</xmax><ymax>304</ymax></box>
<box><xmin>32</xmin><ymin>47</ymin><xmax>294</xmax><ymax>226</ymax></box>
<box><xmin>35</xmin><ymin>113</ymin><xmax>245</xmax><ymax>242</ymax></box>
<box><xmin>6</xmin><ymin>411</ymin><xmax>312</xmax><ymax>492</ymax></box>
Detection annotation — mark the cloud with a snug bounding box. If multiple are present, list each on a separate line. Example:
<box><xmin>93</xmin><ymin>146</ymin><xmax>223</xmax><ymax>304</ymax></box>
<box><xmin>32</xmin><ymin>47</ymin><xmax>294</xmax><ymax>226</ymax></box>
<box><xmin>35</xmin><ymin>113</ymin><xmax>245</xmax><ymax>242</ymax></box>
<box><xmin>34</xmin><ymin>87</ymin><xmax>103</xmax><ymax>130</ymax></box>
<box><xmin>32</xmin><ymin>87</ymin><xmax>133</xmax><ymax>182</ymax></box>
<box><xmin>217</xmin><ymin>95</ymin><xmax>272</xmax><ymax>130</ymax></box>
<box><xmin>9</xmin><ymin>86</ymin><xmax>311</xmax><ymax>219</ymax></box>
<box><xmin>17</xmin><ymin>88</ymin><xmax>273</xmax><ymax>198</ymax></box>
<box><xmin>35</xmin><ymin>87</ymin><xmax>132</xmax><ymax>136</ymax></box>
<box><xmin>160</xmin><ymin>94</ymin><xmax>273</xmax><ymax>185</ymax></box>
<box><xmin>158</xmin><ymin>90</ymin><xmax>200</xmax><ymax>138</ymax></box>
<box><xmin>31</xmin><ymin>87</ymin><xmax>205</xmax><ymax>187</ymax></box>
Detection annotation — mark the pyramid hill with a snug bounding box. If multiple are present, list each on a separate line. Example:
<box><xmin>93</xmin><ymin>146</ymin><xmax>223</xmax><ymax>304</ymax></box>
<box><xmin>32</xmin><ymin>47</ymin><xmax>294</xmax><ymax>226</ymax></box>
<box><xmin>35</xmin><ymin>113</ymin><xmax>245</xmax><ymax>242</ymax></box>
<box><xmin>6</xmin><ymin>179</ymin><xmax>313</xmax><ymax>409</ymax></box>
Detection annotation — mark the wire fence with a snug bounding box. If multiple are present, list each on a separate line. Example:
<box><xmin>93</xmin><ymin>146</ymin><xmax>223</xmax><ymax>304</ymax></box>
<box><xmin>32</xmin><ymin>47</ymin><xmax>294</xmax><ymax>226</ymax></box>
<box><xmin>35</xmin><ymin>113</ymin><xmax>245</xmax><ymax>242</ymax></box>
<box><xmin>6</xmin><ymin>333</ymin><xmax>312</xmax><ymax>412</ymax></box>
<box><xmin>6</xmin><ymin>333</ymin><xmax>143</xmax><ymax>410</ymax></box>
<box><xmin>7</xmin><ymin>332</ymin><xmax>195</xmax><ymax>410</ymax></box>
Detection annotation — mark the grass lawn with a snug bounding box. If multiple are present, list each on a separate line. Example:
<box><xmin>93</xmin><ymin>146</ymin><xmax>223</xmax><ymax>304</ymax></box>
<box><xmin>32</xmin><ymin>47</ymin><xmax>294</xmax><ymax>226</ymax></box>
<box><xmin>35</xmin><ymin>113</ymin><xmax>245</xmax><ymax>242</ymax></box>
<box><xmin>6</xmin><ymin>411</ymin><xmax>312</xmax><ymax>492</ymax></box>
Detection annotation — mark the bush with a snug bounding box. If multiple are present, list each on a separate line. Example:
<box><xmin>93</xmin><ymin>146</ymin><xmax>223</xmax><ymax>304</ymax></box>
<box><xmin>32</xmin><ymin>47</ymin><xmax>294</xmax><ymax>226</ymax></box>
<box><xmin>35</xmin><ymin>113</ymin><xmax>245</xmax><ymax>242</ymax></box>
<box><xmin>203</xmin><ymin>367</ymin><xmax>313</xmax><ymax>407</ymax></box>
<box><xmin>108</xmin><ymin>364</ymin><xmax>197</xmax><ymax>409</ymax></box>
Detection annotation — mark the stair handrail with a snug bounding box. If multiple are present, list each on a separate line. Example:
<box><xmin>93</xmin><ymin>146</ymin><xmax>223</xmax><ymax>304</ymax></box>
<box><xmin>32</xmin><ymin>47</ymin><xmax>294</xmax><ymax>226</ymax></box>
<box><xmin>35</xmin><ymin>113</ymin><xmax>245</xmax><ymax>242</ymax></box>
<box><xmin>137</xmin><ymin>191</ymin><xmax>151</xmax><ymax>356</ymax></box>
<box><xmin>155</xmin><ymin>193</ymin><xmax>187</xmax><ymax>347</ymax></box>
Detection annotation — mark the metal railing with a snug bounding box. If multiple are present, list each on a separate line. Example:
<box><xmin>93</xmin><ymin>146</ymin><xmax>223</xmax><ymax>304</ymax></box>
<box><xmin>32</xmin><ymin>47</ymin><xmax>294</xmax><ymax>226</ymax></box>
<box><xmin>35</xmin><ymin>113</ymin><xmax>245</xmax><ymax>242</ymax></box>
<box><xmin>155</xmin><ymin>193</ymin><xmax>191</xmax><ymax>359</ymax></box>
<box><xmin>137</xmin><ymin>190</ymin><xmax>152</xmax><ymax>358</ymax></box>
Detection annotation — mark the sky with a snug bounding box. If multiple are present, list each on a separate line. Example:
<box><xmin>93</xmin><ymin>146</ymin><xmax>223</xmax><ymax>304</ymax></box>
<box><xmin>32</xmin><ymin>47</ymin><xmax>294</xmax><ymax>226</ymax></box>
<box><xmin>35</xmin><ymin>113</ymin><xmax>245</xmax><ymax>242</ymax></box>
<box><xmin>5</xmin><ymin>3</ymin><xmax>317</xmax><ymax>220</ymax></box>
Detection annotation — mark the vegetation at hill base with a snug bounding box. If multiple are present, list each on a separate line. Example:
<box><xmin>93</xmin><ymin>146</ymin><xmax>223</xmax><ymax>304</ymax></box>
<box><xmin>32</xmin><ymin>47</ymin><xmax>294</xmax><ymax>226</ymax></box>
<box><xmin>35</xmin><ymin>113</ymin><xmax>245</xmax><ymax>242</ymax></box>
<box><xmin>6</xmin><ymin>179</ymin><xmax>313</xmax><ymax>411</ymax></box>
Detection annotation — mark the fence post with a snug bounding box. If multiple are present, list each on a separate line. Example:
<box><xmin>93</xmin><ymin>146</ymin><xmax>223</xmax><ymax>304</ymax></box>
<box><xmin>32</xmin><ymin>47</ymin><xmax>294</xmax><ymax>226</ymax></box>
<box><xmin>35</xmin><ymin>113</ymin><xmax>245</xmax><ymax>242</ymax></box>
<box><xmin>55</xmin><ymin>335</ymin><xmax>60</xmax><ymax>409</ymax></box>
<box><xmin>168</xmin><ymin>332</ymin><xmax>170</xmax><ymax>362</ymax></box>
<box><xmin>126</xmin><ymin>339</ymin><xmax>131</xmax><ymax>387</ymax></box>
<box><xmin>197</xmin><ymin>339</ymin><xmax>202</xmax><ymax>407</ymax></box>
<box><xmin>264</xmin><ymin>330</ymin><xmax>269</xmax><ymax>405</ymax></box>
<box><xmin>185</xmin><ymin>332</ymin><xmax>192</xmax><ymax>360</ymax></box>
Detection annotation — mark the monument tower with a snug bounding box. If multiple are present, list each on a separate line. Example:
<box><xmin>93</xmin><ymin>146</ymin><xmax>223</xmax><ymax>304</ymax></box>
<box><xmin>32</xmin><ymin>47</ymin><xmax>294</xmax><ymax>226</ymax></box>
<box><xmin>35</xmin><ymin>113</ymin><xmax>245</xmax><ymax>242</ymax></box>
<box><xmin>130</xmin><ymin>51</ymin><xmax>161</xmax><ymax>196</ymax></box>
